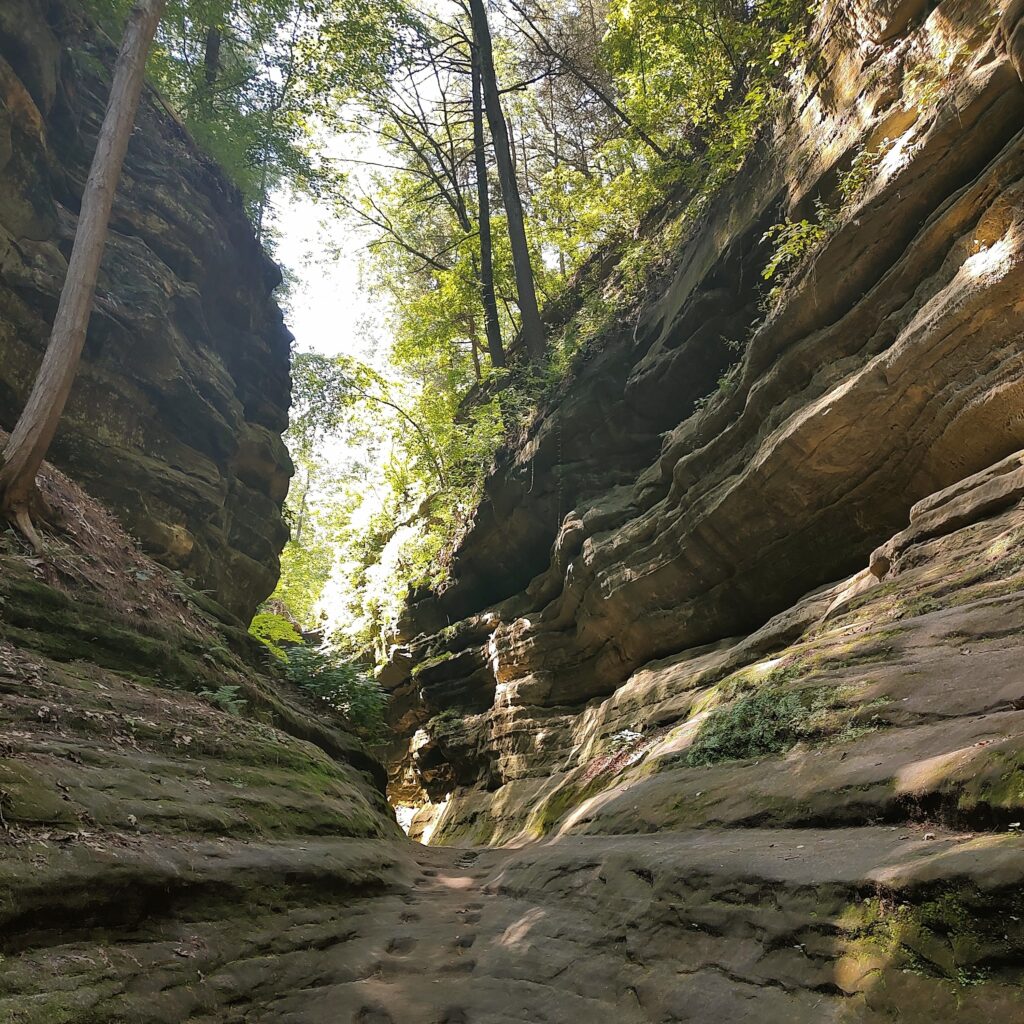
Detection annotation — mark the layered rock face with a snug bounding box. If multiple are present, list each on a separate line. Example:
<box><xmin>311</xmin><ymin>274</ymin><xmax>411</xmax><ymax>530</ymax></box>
<box><xmin>389</xmin><ymin>0</ymin><xmax>1024</xmax><ymax>820</ymax></box>
<box><xmin>381</xmin><ymin>0</ymin><xmax>1024</xmax><ymax>977</ymax></box>
<box><xmin>0</xmin><ymin>0</ymin><xmax>292</xmax><ymax>621</ymax></box>
<box><xmin>5</xmin><ymin>0</ymin><xmax>1024</xmax><ymax>1018</ymax></box>
<box><xmin>0</xmin><ymin>456</ymin><xmax>410</xmax><ymax>1021</ymax></box>
<box><xmin>366</xmin><ymin>6</ymin><xmax>1024</xmax><ymax>1014</ymax></box>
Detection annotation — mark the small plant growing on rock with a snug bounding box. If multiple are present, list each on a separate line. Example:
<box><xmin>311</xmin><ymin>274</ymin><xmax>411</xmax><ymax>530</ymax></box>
<box><xmin>761</xmin><ymin>198</ymin><xmax>837</xmax><ymax>283</ymax></box>
<box><xmin>608</xmin><ymin>728</ymin><xmax>642</xmax><ymax>751</ymax></box>
<box><xmin>837</xmin><ymin>139</ymin><xmax>893</xmax><ymax>210</ymax></box>
<box><xmin>198</xmin><ymin>684</ymin><xmax>247</xmax><ymax>716</ymax></box>
<box><xmin>427</xmin><ymin>707</ymin><xmax>467</xmax><ymax>740</ymax></box>
<box><xmin>694</xmin><ymin>364</ymin><xmax>742</xmax><ymax>411</ymax></box>
<box><xmin>685</xmin><ymin>679</ymin><xmax>855</xmax><ymax>766</ymax></box>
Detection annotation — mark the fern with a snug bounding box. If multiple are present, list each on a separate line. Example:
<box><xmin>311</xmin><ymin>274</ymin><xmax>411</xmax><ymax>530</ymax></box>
<box><xmin>198</xmin><ymin>684</ymin><xmax>247</xmax><ymax>716</ymax></box>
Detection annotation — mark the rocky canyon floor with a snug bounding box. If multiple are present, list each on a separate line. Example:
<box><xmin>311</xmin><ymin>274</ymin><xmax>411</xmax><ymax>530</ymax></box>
<box><xmin>7</xmin><ymin>827</ymin><xmax>1024</xmax><ymax>1022</ymax></box>
<box><xmin>4</xmin><ymin>455</ymin><xmax>1024</xmax><ymax>1022</ymax></box>
<box><xmin>239</xmin><ymin>829</ymin><xmax>1024</xmax><ymax>1024</ymax></box>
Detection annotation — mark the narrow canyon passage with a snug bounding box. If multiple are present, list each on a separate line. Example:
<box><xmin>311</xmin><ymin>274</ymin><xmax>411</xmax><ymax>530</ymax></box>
<box><xmin>4</xmin><ymin>0</ymin><xmax>1024</xmax><ymax>1021</ymax></box>
<box><xmin>246</xmin><ymin>828</ymin><xmax>1023</xmax><ymax>1023</ymax></box>
<box><xmin>5</xmin><ymin>452</ymin><xmax>1024</xmax><ymax>1022</ymax></box>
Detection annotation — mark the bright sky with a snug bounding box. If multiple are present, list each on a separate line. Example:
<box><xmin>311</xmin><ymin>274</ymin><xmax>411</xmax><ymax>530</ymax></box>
<box><xmin>272</xmin><ymin>191</ymin><xmax>383</xmax><ymax>362</ymax></box>
<box><xmin>270</xmin><ymin>186</ymin><xmax>399</xmax><ymax>633</ymax></box>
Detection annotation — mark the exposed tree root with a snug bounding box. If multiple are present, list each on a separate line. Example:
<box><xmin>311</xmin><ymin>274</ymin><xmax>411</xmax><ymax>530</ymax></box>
<box><xmin>1</xmin><ymin>480</ymin><xmax>55</xmax><ymax>556</ymax></box>
<box><xmin>11</xmin><ymin>506</ymin><xmax>44</xmax><ymax>555</ymax></box>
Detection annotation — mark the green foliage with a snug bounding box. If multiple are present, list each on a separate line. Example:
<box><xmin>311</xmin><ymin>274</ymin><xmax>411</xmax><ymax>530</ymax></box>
<box><xmin>694</xmin><ymin>364</ymin><xmax>741</xmax><ymax>410</ymax></box>
<box><xmin>837</xmin><ymin>140</ymin><xmax>891</xmax><ymax>209</ymax></box>
<box><xmin>686</xmin><ymin>684</ymin><xmax>804</xmax><ymax>765</ymax></box>
<box><xmin>904</xmin><ymin>41</ymin><xmax>969</xmax><ymax>112</ymax></box>
<box><xmin>85</xmin><ymin>0</ymin><xmax>414</xmax><ymax>231</ymax></box>
<box><xmin>269</xmin><ymin>0</ymin><xmax>815</xmax><ymax>665</ymax></box>
<box><xmin>849</xmin><ymin>886</ymin><xmax>1021</xmax><ymax>987</ymax></box>
<box><xmin>198</xmin><ymin>683</ymin><xmax>248</xmax><ymax>715</ymax></box>
<box><xmin>760</xmin><ymin>199</ymin><xmax>836</xmax><ymax>282</ymax></box>
<box><xmin>759</xmin><ymin>133</ymin><xmax>897</xmax><ymax>307</ymax></box>
<box><xmin>426</xmin><ymin>706</ymin><xmax>466</xmax><ymax>738</ymax></box>
<box><xmin>274</xmin><ymin>533</ymin><xmax>334</xmax><ymax>628</ymax></box>
<box><xmin>248</xmin><ymin>611</ymin><xmax>301</xmax><ymax>658</ymax></box>
<box><xmin>603</xmin><ymin>0</ymin><xmax>808</xmax><ymax>146</ymax></box>
<box><xmin>283</xmin><ymin>644</ymin><xmax>388</xmax><ymax>742</ymax></box>
<box><xmin>685</xmin><ymin>677</ymin><xmax>846</xmax><ymax>766</ymax></box>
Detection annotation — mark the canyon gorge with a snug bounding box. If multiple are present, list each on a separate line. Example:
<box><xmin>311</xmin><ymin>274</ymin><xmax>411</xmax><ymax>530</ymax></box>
<box><xmin>2</xmin><ymin>0</ymin><xmax>1024</xmax><ymax>1020</ymax></box>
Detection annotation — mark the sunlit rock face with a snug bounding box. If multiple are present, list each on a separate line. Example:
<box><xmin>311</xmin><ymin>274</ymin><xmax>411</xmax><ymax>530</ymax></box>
<box><xmin>386</xmin><ymin>0</ymin><xmax>1024</xmax><ymax>840</ymax></box>
<box><xmin>0</xmin><ymin>0</ymin><xmax>292</xmax><ymax>621</ymax></box>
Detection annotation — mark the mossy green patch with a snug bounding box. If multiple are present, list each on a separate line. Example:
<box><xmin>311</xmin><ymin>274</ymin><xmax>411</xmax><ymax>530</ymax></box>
<box><xmin>683</xmin><ymin>675</ymin><xmax>887</xmax><ymax>767</ymax></box>
<box><xmin>426</xmin><ymin>707</ymin><xmax>468</xmax><ymax>740</ymax></box>
<box><xmin>841</xmin><ymin>884</ymin><xmax>1024</xmax><ymax>987</ymax></box>
<box><xmin>528</xmin><ymin>777</ymin><xmax>606</xmax><ymax>837</ymax></box>
<box><xmin>411</xmin><ymin>651</ymin><xmax>456</xmax><ymax>678</ymax></box>
<box><xmin>0</xmin><ymin>574</ymin><xmax>212</xmax><ymax>686</ymax></box>
<box><xmin>0</xmin><ymin>761</ymin><xmax>79</xmax><ymax>826</ymax></box>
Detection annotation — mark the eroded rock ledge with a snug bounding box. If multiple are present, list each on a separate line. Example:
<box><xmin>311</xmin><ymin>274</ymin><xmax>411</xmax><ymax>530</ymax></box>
<box><xmin>0</xmin><ymin>458</ymin><xmax>406</xmax><ymax>1021</ymax></box>
<box><xmin>385</xmin><ymin>0</ymin><xmax>1024</xmax><ymax>854</ymax></box>
<box><xmin>0</xmin><ymin>0</ymin><xmax>292</xmax><ymax>621</ymax></box>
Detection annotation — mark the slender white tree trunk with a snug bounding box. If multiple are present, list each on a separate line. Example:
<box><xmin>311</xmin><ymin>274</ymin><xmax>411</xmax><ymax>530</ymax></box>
<box><xmin>0</xmin><ymin>0</ymin><xmax>166</xmax><ymax>547</ymax></box>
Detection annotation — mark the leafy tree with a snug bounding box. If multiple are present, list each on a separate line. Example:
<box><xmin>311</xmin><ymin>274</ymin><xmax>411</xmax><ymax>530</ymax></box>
<box><xmin>469</xmin><ymin>0</ymin><xmax>546</xmax><ymax>363</ymax></box>
<box><xmin>270</xmin><ymin>0</ymin><xmax>813</xmax><ymax>665</ymax></box>
<box><xmin>88</xmin><ymin>0</ymin><xmax>415</xmax><ymax>233</ymax></box>
<box><xmin>249</xmin><ymin>610</ymin><xmax>303</xmax><ymax>658</ymax></box>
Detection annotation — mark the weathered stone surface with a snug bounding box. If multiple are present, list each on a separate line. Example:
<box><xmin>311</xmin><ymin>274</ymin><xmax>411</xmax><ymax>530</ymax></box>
<box><xmin>379</xmin><ymin>12</ymin><xmax>1024</xmax><ymax>1018</ymax></box>
<box><xmin>0</xmin><ymin>0</ymin><xmax>292</xmax><ymax>621</ymax></box>
<box><xmin>5</xmin><ymin>1</ymin><xmax>1024</xmax><ymax>1020</ymax></box>
<box><xmin>0</xmin><ymin>456</ymin><xmax>407</xmax><ymax>1022</ymax></box>
<box><xmin>387</xmin><ymin>0</ymin><xmax>1024</xmax><ymax>809</ymax></box>
<box><xmin>14</xmin><ymin>827</ymin><xmax>1008</xmax><ymax>1024</ymax></box>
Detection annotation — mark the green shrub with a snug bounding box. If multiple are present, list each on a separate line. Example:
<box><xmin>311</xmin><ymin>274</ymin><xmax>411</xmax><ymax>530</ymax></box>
<box><xmin>837</xmin><ymin>140</ymin><xmax>891</xmax><ymax>209</ymax></box>
<box><xmin>284</xmin><ymin>645</ymin><xmax>388</xmax><ymax>744</ymax></box>
<box><xmin>694</xmin><ymin>364</ymin><xmax>741</xmax><ymax>410</ymax></box>
<box><xmin>198</xmin><ymin>684</ymin><xmax>248</xmax><ymax>716</ymax></box>
<box><xmin>761</xmin><ymin>199</ymin><xmax>836</xmax><ymax>282</ymax></box>
<box><xmin>686</xmin><ymin>682</ymin><xmax>841</xmax><ymax>766</ymax></box>
<box><xmin>249</xmin><ymin>611</ymin><xmax>302</xmax><ymax>659</ymax></box>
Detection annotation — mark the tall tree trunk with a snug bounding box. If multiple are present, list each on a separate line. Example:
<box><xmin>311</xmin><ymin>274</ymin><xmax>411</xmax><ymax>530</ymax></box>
<box><xmin>470</xmin><ymin>44</ymin><xmax>505</xmax><ymax>370</ymax></box>
<box><xmin>549</xmin><ymin>79</ymin><xmax>566</xmax><ymax>276</ymax></box>
<box><xmin>467</xmin><ymin>314</ymin><xmax>482</xmax><ymax>380</ymax></box>
<box><xmin>0</xmin><ymin>0</ymin><xmax>167</xmax><ymax>548</ymax></box>
<box><xmin>203</xmin><ymin>26</ymin><xmax>222</xmax><ymax>86</ymax></box>
<box><xmin>469</xmin><ymin>0</ymin><xmax>546</xmax><ymax>364</ymax></box>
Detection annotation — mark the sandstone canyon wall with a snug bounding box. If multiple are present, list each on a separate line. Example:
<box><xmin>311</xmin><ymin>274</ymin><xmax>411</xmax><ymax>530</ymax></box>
<box><xmin>0</xmin><ymin>7</ymin><xmax>413</xmax><ymax>1019</ymax></box>
<box><xmin>2</xmin><ymin>0</ymin><xmax>1024</xmax><ymax>1019</ymax></box>
<box><xmin>0</xmin><ymin>0</ymin><xmax>293</xmax><ymax>621</ymax></box>
<box><xmin>387</xmin><ymin>0</ymin><xmax>1024</xmax><ymax>850</ymax></box>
